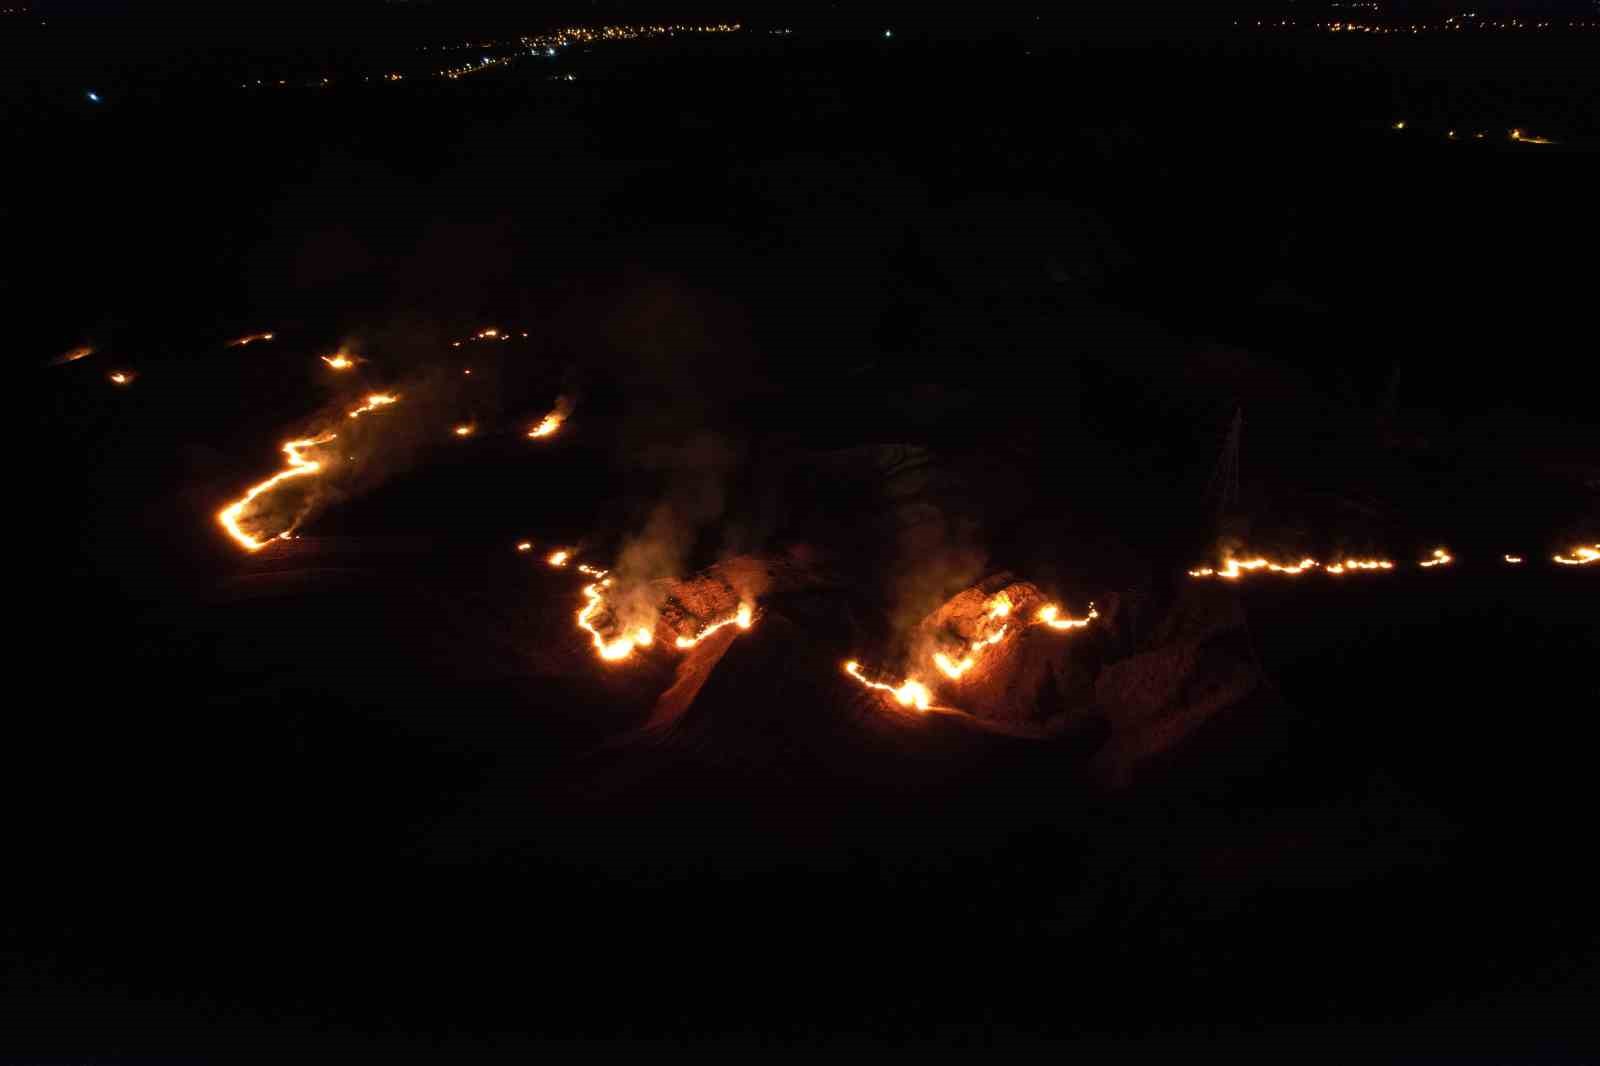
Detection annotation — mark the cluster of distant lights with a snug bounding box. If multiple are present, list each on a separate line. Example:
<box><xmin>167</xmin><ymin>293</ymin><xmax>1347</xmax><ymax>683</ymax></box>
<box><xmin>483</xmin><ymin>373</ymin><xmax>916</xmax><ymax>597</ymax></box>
<box><xmin>237</xmin><ymin>23</ymin><xmax>740</xmax><ymax>89</ymax></box>
<box><xmin>1243</xmin><ymin>15</ymin><xmax>1599</xmax><ymax>33</ymax></box>
<box><xmin>1391</xmin><ymin>121</ymin><xmax>1556</xmax><ymax>145</ymax></box>
<box><xmin>439</xmin><ymin>23</ymin><xmax>740</xmax><ymax>81</ymax></box>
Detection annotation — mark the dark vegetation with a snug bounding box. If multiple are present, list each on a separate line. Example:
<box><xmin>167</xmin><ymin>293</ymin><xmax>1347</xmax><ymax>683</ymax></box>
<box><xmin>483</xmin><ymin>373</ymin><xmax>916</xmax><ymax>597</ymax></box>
<box><xmin>12</xmin><ymin>16</ymin><xmax>1599</xmax><ymax>1060</ymax></box>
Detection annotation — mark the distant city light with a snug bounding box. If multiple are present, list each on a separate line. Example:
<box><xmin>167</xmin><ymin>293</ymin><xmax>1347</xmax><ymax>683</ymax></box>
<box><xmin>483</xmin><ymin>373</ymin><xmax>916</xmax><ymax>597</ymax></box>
<box><xmin>883</xmin><ymin>29</ymin><xmax>894</xmax><ymax>38</ymax></box>
<box><xmin>87</xmin><ymin>91</ymin><xmax>100</xmax><ymax>103</ymax></box>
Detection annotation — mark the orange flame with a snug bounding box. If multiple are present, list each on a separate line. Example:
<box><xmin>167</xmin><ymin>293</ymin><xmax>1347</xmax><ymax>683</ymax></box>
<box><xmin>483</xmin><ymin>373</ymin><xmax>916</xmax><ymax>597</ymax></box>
<box><xmin>1419</xmin><ymin>548</ymin><xmax>1453</xmax><ymax>568</ymax></box>
<box><xmin>528</xmin><ymin>413</ymin><xmax>563</xmax><ymax>439</ymax></box>
<box><xmin>217</xmin><ymin>433</ymin><xmax>337</xmax><ymax>551</ymax></box>
<box><xmin>453</xmin><ymin>424</ymin><xmax>475</xmax><ymax>437</ymax></box>
<box><xmin>674</xmin><ymin>603</ymin><xmax>754</xmax><ymax>649</ymax></box>
<box><xmin>1504</xmin><ymin>555</ymin><xmax>1523</xmax><ymax>564</ymax></box>
<box><xmin>844</xmin><ymin>661</ymin><xmax>932</xmax><ymax>712</ymax></box>
<box><xmin>108</xmin><ymin>371</ymin><xmax>133</xmax><ymax>386</ymax></box>
<box><xmin>547</xmin><ymin>550</ymin><xmax>570</xmax><ymax>568</ymax></box>
<box><xmin>516</xmin><ymin>541</ymin><xmax>533</xmax><ymax>552</ymax></box>
<box><xmin>56</xmin><ymin>345</ymin><xmax>95</xmax><ymax>365</ymax></box>
<box><xmin>321</xmin><ymin>354</ymin><xmax>355</xmax><ymax>370</ymax></box>
<box><xmin>577</xmin><ymin>564</ymin><xmax>608</xmax><ymax>578</ymax></box>
<box><xmin>1553</xmin><ymin>545</ymin><xmax>1600</xmax><ymax>566</ymax></box>
<box><xmin>218</xmin><ymin>393</ymin><xmax>400</xmax><ymax>552</ymax></box>
<box><xmin>932</xmin><ymin>593</ymin><xmax>1013</xmax><ymax>681</ymax></box>
<box><xmin>347</xmin><ymin>393</ymin><xmax>398</xmax><ymax>419</ymax></box>
<box><xmin>1036</xmin><ymin>603</ymin><xmax>1099</xmax><ymax>630</ymax></box>
<box><xmin>577</xmin><ymin>582</ymin><xmax>654</xmax><ymax>662</ymax></box>
<box><xmin>226</xmin><ymin>332</ymin><xmax>275</xmax><ymax>347</ymax></box>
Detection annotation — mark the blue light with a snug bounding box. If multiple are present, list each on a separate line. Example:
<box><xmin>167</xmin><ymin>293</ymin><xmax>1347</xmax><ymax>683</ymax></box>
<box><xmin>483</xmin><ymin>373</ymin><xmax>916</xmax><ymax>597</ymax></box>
<box><xmin>87</xmin><ymin>91</ymin><xmax>101</xmax><ymax>103</ymax></box>
<box><xmin>546</xmin><ymin>48</ymin><xmax>556</xmax><ymax>56</ymax></box>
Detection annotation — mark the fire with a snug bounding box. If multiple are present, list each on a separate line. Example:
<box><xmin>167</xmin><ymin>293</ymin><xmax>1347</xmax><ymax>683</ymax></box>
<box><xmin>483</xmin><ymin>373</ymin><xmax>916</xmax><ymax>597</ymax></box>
<box><xmin>1504</xmin><ymin>555</ymin><xmax>1524</xmax><ymax>564</ymax></box>
<box><xmin>1419</xmin><ymin>548</ymin><xmax>1453</xmax><ymax>568</ymax></box>
<box><xmin>577</xmin><ymin>582</ymin><xmax>654</xmax><ymax>662</ymax></box>
<box><xmin>1037</xmin><ymin>603</ymin><xmax>1099</xmax><ymax>630</ymax></box>
<box><xmin>516</xmin><ymin>541</ymin><xmax>533</xmax><ymax>552</ymax></box>
<box><xmin>844</xmin><ymin>661</ymin><xmax>932</xmax><ymax>712</ymax></box>
<box><xmin>453</xmin><ymin>424</ymin><xmax>475</xmax><ymax>437</ymax></box>
<box><xmin>528</xmin><ymin>413</ymin><xmax>563</xmax><ymax>439</ymax></box>
<box><xmin>217</xmin><ymin>393</ymin><xmax>401</xmax><ymax>552</ymax></box>
<box><xmin>321</xmin><ymin>354</ymin><xmax>355</xmax><ymax>370</ymax></box>
<box><xmin>577</xmin><ymin>564</ymin><xmax>608</xmax><ymax>578</ymax></box>
<box><xmin>1553</xmin><ymin>545</ymin><xmax>1600</xmax><ymax>566</ymax></box>
<box><xmin>57</xmin><ymin>345</ymin><xmax>95</xmax><ymax>365</ymax></box>
<box><xmin>1189</xmin><ymin>557</ymin><xmax>1321</xmax><ymax>579</ymax></box>
<box><xmin>1190</xmin><ymin>554</ymin><xmax>1395</xmax><ymax>579</ymax></box>
<box><xmin>547</xmin><ymin>550</ymin><xmax>570</xmax><ymax>568</ymax></box>
<box><xmin>347</xmin><ymin>393</ymin><xmax>398</xmax><ymax>419</ymax></box>
<box><xmin>108</xmin><ymin>371</ymin><xmax>134</xmax><ymax>386</ymax></box>
<box><xmin>217</xmin><ymin>433</ymin><xmax>337</xmax><ymax>551</ymax></box>
<box><xmin>674</xmin><ymin>602</ymin><xmax>754</xmax><ymax>649</ymax></box>
<box><xmin>932</xmin><ymin>593</ymin><xmax>1013</xmax><ymax>681</ymax></box>
<box><xmin>476</xmin><ymin>328</ymin><xmax>499</xmax><ymax>340</ymax></box>
<box><xmin>226</xmin><ymin>332</ymin><xmax>275</xmax><ymax>347</ymax></box>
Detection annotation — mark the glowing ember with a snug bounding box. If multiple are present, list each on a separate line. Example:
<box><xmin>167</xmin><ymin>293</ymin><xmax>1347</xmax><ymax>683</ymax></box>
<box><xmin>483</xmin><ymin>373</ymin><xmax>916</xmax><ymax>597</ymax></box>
<box><xmin>577</xmin><ymin>564</ymin><xmax>608</xmax><ymax>578</ymax></box>
<box><xmin>1037</xmin><ymin>603</ymin><xmax>1098</xmax><ymax>630</ymax></box>
<box><xmin>1504</xmin><ymin>555</ymin><xmax>1524</xmax><ymax>565</ymax></box>
<box><xmin>56</xmin><ymin>345</ymin><xmax>95</xmax><ymax>365</ymax></box>
<box><xmin>108</xmin><ymin>371</ymin><xmax>133</xmax><ymax>386</ymax></box>
<box><xmin>547</xmin><ymin>550</ymin><xmax>570</xmax><ymax>568</ymax></box>
<box><xmin>321</xmin><ymin>354</ymin><xmax>356</xmax><ymax>370</ymax></box>
<box><xmin>217</xmin><ymin>433</ymin><xmax>336</xmax><ymax>551</ymax></box>
<box><xmin>226</xmin><ymin>332</ymin><xmax>275</xmax><ymax>347</ymax></box>
<box><xmin>347</xmin><ymin>393</ymin><xmax>398</xmax><ymax>419</ymax></box>
<box><xmin>577</xmin><ymin>583</ymin><xmax>653</xmax><ymax>662</ymax></box>
<box><xmin>528</xmin><ymin>413</ymin><xmax>563</xmax><ymax>439</ymax></box>
<box><xmin>844</xmin><ymin>661</ymin><xmax>932</xmax><ymax>712</ymax></box>
<box><xmin>1419</xmin><ymin>548</ymin><xmax>1453</xmax><ymax>568</ymax></box>
<box><xmin>1553</xmin><ymin>545</ymin><xmax>1600</xmax><ymax>566</ymax></box>
<box><xmin>453</xmin><ymin>424</ymin><xmax>476</xmax><ymax>437</ymax></box>
<box><xmin>516</xmin><ymin>541</ymin><xmax>533</xmax><ymax>552</ymax></box>
<box><xmin>476</xmin><ymin>328</ymin><xmax>499</xmax><ymax>340</ymax></box>
<box><xmin>674</xmin><ymin>603</ymin><xmax>754</xmax><ymax>648</ymax></box>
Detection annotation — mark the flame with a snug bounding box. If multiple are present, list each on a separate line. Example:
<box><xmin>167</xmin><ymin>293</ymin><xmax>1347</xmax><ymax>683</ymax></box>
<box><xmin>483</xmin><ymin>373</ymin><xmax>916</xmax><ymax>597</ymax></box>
<box><xmin>217</xmin><ymin>393</ymin><xmax>401</xmax><ymax>552</ymax></box>
<box><xmin>930</xmin><ymin>593</ymin><xmax>1015</xmax><ymax>681</ymax></box>
<box><xmin>577</xmin><ymin>583</ymin><xmax>654</xmax><ymax>662</ymax></box>
<box><xmin>217</xmin><ymin>433</ymin><xmax>337</xmax><ymax>551</ymax></box>
<box><xmin>226</xmin><ymin>332</ymin><xmax>275</xmax><ymax>347</ymax></box>
<box><xmin>1504</xmin><ymin>555</ymin><xmax>1523</xmax><ymax>564</ymax></box>
<box><xmin>516</xmin><ymin>541</ymin><xmax>533</xmax><ymax>552</ymax></box>
<box><xmin>1553</xmin><ymin>545</ymin><xmax>1600</xmax><ymax>566</ymax></box>
<box><xmin>453</xmin><ymin>424</ymin><xmax>476</xmax><ymax>437</ymax></box>
<box><xmin>674</xmin><ymin>603</ymin><xmax>755</xmax><ymax>649</ymax></box>
<box><xmin>56</xmin><ymin>345</ymin><xmax>95</xmax><ymax>365</ymax></box>
<box><xmin>528</xmin><ymin>413</ymin><xmax>563</xmax><ymax>439</ymax></box>
<box><xmin>108</xmin><ymin>371</ymin><xmax>133</xmax><ymax>386</ymax></box>
<box><xmin>844</xmin><ymin>661</ymin><xmax>932</xmax><ymax>712</ymax></box>
<box><xmin>1419</xmin><ymin>548</ymin><xmax>1453</xmax><ymax>568</ymax></box>
<box><xmin>1037</xmin><ymin>603</ymin><xmax>1099</xmax><ymax>630</ymax></box>
<box><xmin>577</xmin><ymin>564</ymin><xmax>608</xmax><ymax>578</ymax></box>
<box><xmin>347</xmin><ymin>393</ymin><xmax>398</xmax><ymax>419</ymax></box>
<box><xmin>476</xmin><ymin>328</ymin><xmax>499</xmax><ymax>340</ymax></box>
<box><xmin>547</xmin><ymin>550</ymin><xmax>570</xmax><ymax>568</ymax></box>
<box><xmin>321</xmin><ymin>354</ymin><xmax>355</xmax><ymax>370</ymax></box>
<box><xmin>1189</xmin><ymin>557</ymin><xmax>1321</xmax><ymax>579</ymax></box>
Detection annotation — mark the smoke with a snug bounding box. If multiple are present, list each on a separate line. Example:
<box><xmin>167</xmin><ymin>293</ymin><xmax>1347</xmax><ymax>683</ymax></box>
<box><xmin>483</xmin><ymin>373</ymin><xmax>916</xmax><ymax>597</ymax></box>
<box><xmin>610</xmin><ymin>432</ymin><xmax>742</xmax><ymax>633</ymax></box>
<box><xmin>888</xmin><ymin>503</ymin><xmax>988</xmax><ymax>651</ymax></box>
